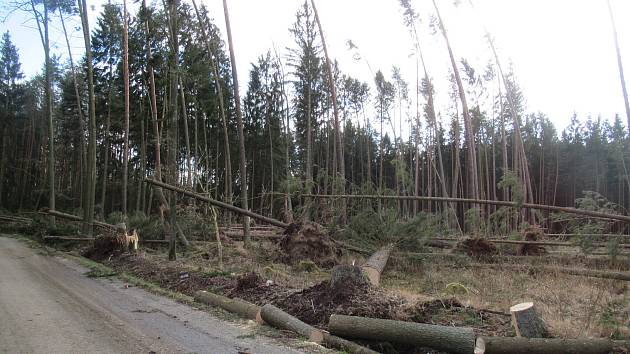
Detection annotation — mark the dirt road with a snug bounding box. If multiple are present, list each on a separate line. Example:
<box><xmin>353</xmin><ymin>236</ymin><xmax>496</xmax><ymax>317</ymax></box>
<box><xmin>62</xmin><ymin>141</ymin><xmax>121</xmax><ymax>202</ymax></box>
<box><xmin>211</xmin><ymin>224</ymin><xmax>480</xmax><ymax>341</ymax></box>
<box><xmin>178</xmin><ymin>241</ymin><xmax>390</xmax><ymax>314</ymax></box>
<box><xmin>0</xmin><ymin>236</ymin><xmax>305</xmax><ymax>354</ymax></box>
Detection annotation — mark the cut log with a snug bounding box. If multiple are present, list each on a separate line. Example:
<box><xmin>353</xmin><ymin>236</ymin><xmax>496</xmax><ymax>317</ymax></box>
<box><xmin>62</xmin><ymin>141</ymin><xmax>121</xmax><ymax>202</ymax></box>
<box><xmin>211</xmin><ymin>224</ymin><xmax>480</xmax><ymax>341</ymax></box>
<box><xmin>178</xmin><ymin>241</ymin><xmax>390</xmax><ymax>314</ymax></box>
<box><xmin>328</xmin><ymin>314</ymin><xmax>475</xmax><ymax>354</ymax></box>
<box><xmin>475</xmin><ymin>336</ymin><xmax>614</xmax><ymax>354</ymax></box>
<box><xmin>322</xmin><ymin>333</ymin><xmax>380</xmax><ymax>354</ymax></box>
<box><xmin>470</xmin><ymin>262</ymin><xmax>630</xmax><ymax>281</ymax></box>
<box><xmin>329</xmin><ymin>264</ymin><xmax>369</xmax><ymax>298</ymax></box>
<box><xmin>194</xmin><ymin>290</ymin><xmax>262</xmax><ymax>323</ymax></box>
<box><xmin>260</xmin><ymin>304</ymin><xmax>324</xmax><ymax>343</ymax></box>
<box><xmin>509</xmin><ymin>302</ymin><xmax>548</xmax><ymax>338</ymax></box>
<box><xmin>362</xmin><ymin>244</ymin><xmax>394</xmax><ymax>286</ymax></box>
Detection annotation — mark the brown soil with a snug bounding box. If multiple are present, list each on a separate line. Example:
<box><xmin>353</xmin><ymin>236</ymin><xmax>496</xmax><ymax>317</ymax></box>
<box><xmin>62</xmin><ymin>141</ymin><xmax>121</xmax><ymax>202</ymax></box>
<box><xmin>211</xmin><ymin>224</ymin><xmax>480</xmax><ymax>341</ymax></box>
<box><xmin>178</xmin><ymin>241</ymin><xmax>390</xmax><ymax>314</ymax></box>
<box><xmin>457</xmin><ymin>237</ymin><xmax>498</xmax><ymax>258</ymax></box>
<box><xmin>278</xmin><ymin>222</ymin><xmax>340</xmax><ymax>268</ymax></box>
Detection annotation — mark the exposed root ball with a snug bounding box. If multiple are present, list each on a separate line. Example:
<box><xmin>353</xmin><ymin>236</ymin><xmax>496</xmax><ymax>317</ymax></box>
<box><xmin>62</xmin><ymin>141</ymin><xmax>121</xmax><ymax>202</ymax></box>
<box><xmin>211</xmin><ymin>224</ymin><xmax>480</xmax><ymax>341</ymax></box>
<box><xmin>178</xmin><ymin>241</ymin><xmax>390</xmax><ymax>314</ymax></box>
<box><xmin>329</xmin><ymin>264</ymin><xmax>369</xmax><ymax>300</ymax></box>
<box><xmin>235</xmin><ymin>271</ymin><xmax>262</xmax><ymax>291</ymax></box>
<box><xmin>457</xmin><ymin>237</ymin><xmax>498</xmax><ymax>257</ymax></box>
<box><xmin>83</xmin><ymin>229</ymin><xmax>138</xmax><ymax>260</ymax></box>
<box><xmin>278</xmin><ymin>222</ymin><xmax>340</xmax><ymax>267</ymax></box>
<box><xmin>518</xmin><ymin>226</ymin><xmax>546</xmax><ymax>256</ymax></box>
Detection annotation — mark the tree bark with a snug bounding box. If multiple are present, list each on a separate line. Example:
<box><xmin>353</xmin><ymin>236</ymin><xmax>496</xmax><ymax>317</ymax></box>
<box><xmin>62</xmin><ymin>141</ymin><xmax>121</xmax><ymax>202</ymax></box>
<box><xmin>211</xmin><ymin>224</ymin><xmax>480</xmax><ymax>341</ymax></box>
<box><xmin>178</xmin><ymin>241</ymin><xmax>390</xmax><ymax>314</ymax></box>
<box><xmin>166</xmin><ymin>0</ymin><xmax>180</xmax><ymax>260</ymax></box>
<box><xmin>509</xmin><ymin>302</ymin><xmax>549</xmax><ymax>338</ymax></box>
<box><xmin>475</xmin><ymin>337</ymin><xmax>615</xmax><ymax>354</ymax></box>
<box><xmin>78</xmin><ymin>0</ymin><xmax>97</xmax><ymax>235</ymax></box>
<box><xmin>260</xmin><ymin>304</ymin><xmax>324</xmax><ymax>343</ymax></box>
<box><xmin>329</xmin><ymin>314</ymin><xmax>475</xmax><ymax>354</ymax></box>
<box><xmin>222</xmin><ymin>0</ymin><xmax>251</xmax><ymax>247</ymax></box>
<box><xmin>194</xmin><ymin>290</ymin><xmax>262</xmax><ymax>323</ymax></box>
<box><xmin>122</xmin><ymin>0</ymin><xmax>130</xmax><ymax>216</ymax></box>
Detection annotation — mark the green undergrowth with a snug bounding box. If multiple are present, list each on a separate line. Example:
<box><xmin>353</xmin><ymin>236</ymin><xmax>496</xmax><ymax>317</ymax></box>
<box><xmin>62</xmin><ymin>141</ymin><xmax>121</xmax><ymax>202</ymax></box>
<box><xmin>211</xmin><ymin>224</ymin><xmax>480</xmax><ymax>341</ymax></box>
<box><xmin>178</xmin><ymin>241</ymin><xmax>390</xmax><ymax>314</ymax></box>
<box><xmin>337</xmin><ymin>208</ymin><xmax>453</xmax><ymax>252</ymax></box>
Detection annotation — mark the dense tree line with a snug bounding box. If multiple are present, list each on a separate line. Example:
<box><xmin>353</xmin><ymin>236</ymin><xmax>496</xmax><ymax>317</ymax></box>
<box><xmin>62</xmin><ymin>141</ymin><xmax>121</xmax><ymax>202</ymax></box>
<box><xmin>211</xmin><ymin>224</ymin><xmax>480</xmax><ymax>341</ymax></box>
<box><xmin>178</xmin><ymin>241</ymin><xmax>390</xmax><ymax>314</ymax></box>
<box><xmin>0</xmin><ymin>0</ymin><xmax>628</xmax><ymax>237</ymax></box>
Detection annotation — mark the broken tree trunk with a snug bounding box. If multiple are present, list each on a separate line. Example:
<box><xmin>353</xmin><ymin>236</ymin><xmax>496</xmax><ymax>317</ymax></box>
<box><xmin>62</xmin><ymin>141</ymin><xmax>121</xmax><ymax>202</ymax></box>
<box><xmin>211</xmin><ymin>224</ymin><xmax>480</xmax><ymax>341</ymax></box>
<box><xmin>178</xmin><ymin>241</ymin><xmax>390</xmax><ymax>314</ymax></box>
<box><xmin>470</xmin><ymin>262</ymin><xmax>630</xmax><ymax>281</ymax></box>
<box><xmin>303</xmin><ymin>194</ymin><xmax>630</xmax><ymax>223</ymax></box>
<box><xmin>194</xmin><ymin>290</ymin><xmax>262</xmax><ymax>323</ymax></box>
<box><xmin>260</xmin><ymin>304</ymin><xmax>324</xmax><ymax>343</ymax></box>
<box><xmin>510</xmin><ymin>302</ymin><xmax>548</xmax><ymax>338</ymax></box>
<box><xmin>475</xmin><ymin>337</ymin><xmax>615</xmax><ymax>354</ymax></box>
<box><xmin>145</xmin><ymin>179</ymin><xmax>288</xmax><ymax>228</ymax></box>
<box><xmin>329</xmin><ymin>314</ymin><xmax>475</xmax><ymax>354</ymax></box>
<box><xmin>362</xmin><ymin>244</ymin><xmax>394</xmax><ymax>286</ymax></box>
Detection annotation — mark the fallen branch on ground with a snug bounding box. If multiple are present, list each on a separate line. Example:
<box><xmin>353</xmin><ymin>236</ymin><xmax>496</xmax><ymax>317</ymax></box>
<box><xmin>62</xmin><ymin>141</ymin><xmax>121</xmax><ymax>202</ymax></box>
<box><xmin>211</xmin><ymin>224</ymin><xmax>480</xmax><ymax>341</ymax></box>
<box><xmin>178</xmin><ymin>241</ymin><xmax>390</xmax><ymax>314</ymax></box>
<box><xmin>328</xmin><ymin>314</ymin><xmax>475</xmax><ymax>354</ymax></box>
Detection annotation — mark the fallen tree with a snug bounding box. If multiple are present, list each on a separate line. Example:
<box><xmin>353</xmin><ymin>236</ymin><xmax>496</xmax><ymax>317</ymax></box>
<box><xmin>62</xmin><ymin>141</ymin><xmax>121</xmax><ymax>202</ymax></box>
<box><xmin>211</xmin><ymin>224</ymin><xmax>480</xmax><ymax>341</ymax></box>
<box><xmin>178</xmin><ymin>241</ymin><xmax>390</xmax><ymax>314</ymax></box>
<box><xmin>474</xmin><ymin>336</ymin><xmax>621</xmax><ymax>354</ymax></box>
<box><xmin>328</xmin><ymin>314</ymin><xmax>475</xmax><ymax>354</ymax></box>
<box><xmin>361</xmin><ymin>244</ymin><xmax>394</xmax><ymax>286</ymax></box>
<box><xmin>303</xmin><ymin>194</ymin><xmax>630</xmax><ymax>223</ymax></box>
<box><xmin>194</xmin><ymin>290</ymin><xmax>262</xmax><ymax>323</ymax></box>
<box><xmin>41</xmin><ymin>208</ymin><xmax>116</xmax><ymax>230</ymax></box>
<box><xmin>435</xmin><ymin>237</ymin><xmax>630</xmax><ymax>249</ymax></box>
<box><xmin>469</xmin><ymin>262</ymin><xmax>630</xmax><ymax>281</ymax></box>
<box><xmin>260</xmin><ymin>304</ymin><xmax>324</xmax><ymax>343</ymax></box>
<box><xmin>145</xmin><ymin>179</ymin><xmax>289</xmax><ymax>228</ymax></box>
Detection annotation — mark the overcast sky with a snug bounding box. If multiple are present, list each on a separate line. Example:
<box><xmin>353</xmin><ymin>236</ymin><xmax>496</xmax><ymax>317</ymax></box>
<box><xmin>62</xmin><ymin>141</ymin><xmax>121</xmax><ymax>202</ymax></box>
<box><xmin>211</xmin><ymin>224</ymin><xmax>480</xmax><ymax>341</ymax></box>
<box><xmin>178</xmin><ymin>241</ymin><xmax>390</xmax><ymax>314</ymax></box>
<box><xmin>2</xmin><ymin>0</ymin><xmax>629</xmax><ymax>132</ymax></box>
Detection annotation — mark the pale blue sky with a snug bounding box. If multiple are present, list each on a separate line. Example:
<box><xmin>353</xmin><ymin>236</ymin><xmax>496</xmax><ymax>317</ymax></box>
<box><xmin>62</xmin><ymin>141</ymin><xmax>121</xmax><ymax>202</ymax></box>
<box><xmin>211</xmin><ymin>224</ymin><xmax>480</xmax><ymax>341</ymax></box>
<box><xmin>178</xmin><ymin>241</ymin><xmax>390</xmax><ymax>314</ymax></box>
<box><xmin>2</xmin><ymin>0</ymin><xmax>629</xmax><ymax>133</ymax></box>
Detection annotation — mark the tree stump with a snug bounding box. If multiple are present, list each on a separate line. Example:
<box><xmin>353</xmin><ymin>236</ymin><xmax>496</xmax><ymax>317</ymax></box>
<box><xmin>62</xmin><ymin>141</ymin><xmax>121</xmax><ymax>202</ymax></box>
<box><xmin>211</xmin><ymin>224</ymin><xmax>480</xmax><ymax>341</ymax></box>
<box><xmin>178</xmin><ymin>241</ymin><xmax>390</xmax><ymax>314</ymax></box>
<box><xmin>329</xmin><ymin>264</ymin><xmax>369</xmax><ymax>299</ymax></box>
<box><xmin>510</xmin><ymin>302</ymin><xmax>549</xmax><ymax>338</ymax></box>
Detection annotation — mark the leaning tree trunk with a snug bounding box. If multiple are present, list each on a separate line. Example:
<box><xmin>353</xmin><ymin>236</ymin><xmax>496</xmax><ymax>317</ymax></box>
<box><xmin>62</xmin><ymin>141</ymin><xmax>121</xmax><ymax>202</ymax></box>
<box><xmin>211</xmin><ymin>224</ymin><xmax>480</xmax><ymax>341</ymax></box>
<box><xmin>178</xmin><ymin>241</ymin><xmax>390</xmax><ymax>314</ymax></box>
<box><xmin>607</xmin><ymin>0</ymin><xmax>630</xmax><ymax>134</ymax></box>
<box><xmin>59</xmin><ymin>8</ymin><xmax>86</xmax><ymax>210</ymax></box>
<box><xmin>191</xmin><ymin>0</ymin><xmax>233</xmax><ymax>207</ymax></box>
<box><xmin>122</xmin><ymin>0</ymin><xmax>130</xmax><ymax>216</ymax></box>
<box><xmin>166</xmin><ymin>0</ymin><xmax>180</xmax><ymax>260</ymax></box>
<box><xmin>432</xmin><ymin>0</ymin><xmax>479</xmax><ymax>202</ymax></box>
<box><xmin>31</xmin><ymin>0</ymin><xmax>56</xmax><ymax>226</ymax></box>
<box><xmin>222</xmin><ymin>0</ymin><xmax>251</xmax><ymax>246</ymax></box>
<box><xmin>311</xmin><ymin>0</ymin><xmax>346</xmax><ymax>223</ymax></box>
<box><xmin>78</xmin><ymin>0</ymin><xmax>97</xmax><ymax>236</ymax></box>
